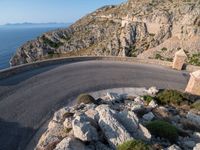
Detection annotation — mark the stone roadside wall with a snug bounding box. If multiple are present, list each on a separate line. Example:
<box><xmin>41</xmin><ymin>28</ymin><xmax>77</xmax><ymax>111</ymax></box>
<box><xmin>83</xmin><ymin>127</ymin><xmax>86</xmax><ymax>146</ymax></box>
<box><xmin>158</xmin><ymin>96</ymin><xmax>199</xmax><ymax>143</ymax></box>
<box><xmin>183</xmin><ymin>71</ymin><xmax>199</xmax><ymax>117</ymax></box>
<box><xmin>0</xmin><ymin>56</ymin><xmax>199</xmax><ymax>79</ymax></box>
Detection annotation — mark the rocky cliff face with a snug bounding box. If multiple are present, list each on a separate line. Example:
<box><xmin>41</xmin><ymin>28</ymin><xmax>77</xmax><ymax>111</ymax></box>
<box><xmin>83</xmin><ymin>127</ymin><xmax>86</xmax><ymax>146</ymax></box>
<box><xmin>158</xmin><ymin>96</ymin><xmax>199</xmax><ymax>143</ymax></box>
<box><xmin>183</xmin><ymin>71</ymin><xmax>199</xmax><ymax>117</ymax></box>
<box><xmin>10</xmin><ymin>0</ymin><xmax>200</xmax><ymax>66</ymax></box>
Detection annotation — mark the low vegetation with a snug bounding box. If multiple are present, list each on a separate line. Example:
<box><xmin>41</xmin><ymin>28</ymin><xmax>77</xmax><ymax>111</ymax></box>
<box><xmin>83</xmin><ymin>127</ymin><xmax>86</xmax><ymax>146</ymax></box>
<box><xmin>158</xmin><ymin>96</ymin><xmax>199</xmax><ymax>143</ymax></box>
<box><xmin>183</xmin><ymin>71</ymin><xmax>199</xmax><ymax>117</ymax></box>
<box><xmin>188</xmin><ymin>53</ymin><xmax>200</xmax><ymax>66</ymax></box>
<box><xmin>156</xmin><ymin>89</ymin><xmax>185</xmax><ymax>105</ymax></box>
<box><xmin>143</xmin><ymin>95</ymin><xmax>154</xmax><ymax>104</ymax></box>
<box><xmin>191</xmin><ymin>100</ymin><xmax>200</xmax><ymax>111</ymax></box>
<box><xmin>161</xmin><ymin>47</ymin><xmax>167</xmax><ymax>51</ymax></box>
<box><xmin>149</xmin><ymin>33</ymin><xmax>155</xmax><ymax>36</ymax></box>
<box><xmin>42</xmin><ymin>36</ymin><xmax>63</xmax><ymax>48</ymax></box>
<box><xmin>128</xmin><ymin>46</ymin><xmax>138</xmax><ymax>57</ymax></box>
<box><xmin>117</xmin><ymin>140</ymin><xmax>152</xmax><ymax>150</ymax></box>
<box><xmin>154</xmin><ymin>53</ymin><xmax>173</xmax><ymax>62</ymax></box>
<box><xmin>146</xmin><ymin>120</ymin><xmax>178</xmax><ymax>142</ymax></box>
<box><xmin>64</xmin><ymin>128</ymin><xmax>72</xmax><ymax>133</ymax></box>
<box><xmin>77</xmin><ymin>94</ymin><xmax>96</xmax><ymax>105</ymax></box>
<box><xmin>155</xmin><ymin>53</ymin><xmax>163</xmax><ymax>60</ymax></box>
<box><xmin>47</xmin><ymin>51</ymin><xmax>60</xmax><ymax>58</ymax></box>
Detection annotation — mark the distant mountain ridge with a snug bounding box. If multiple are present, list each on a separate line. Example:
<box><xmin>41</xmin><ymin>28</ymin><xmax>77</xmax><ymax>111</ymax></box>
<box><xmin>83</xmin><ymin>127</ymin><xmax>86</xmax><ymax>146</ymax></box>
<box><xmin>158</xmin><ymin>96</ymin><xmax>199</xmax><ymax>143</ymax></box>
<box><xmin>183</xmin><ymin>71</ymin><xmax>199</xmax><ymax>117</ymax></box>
<box><xmin>10</xmin><ymin>0</ymin><xmax>200</xmax><ymax>66</ymax></box>
<box><xmin>0</xmin><ymin>22</ymin><xmax>72</xmax><ymax>28</ymax></box>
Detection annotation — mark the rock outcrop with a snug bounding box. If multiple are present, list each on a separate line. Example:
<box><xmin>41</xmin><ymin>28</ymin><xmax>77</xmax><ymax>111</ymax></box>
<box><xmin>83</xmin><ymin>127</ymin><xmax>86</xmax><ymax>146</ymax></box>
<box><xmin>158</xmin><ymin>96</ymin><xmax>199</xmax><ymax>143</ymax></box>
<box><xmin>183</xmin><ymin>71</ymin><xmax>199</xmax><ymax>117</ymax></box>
<box><xmin>10</xmin><ymin>0</ymin><xmax>200</xmax><ymax>66</ymax></box>
<box><xmin>72</xmin><ymin>114</ymin><xmax>99</xmax><ymax>142</ymax></box>
<box><xmin>35</xmin><ymin>87</ymin><xmax>200</xmax><ymax>150</ymax></box>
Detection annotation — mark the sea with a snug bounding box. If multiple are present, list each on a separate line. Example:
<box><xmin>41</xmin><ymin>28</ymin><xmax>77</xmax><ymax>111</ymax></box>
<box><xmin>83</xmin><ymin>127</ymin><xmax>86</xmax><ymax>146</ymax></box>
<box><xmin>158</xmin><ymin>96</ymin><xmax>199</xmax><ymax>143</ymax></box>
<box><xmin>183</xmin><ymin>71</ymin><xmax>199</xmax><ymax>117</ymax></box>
<box><xmin>0</xmin><ymin>23</ymin><xmax>70</xmax><ymax>70</ymax></box>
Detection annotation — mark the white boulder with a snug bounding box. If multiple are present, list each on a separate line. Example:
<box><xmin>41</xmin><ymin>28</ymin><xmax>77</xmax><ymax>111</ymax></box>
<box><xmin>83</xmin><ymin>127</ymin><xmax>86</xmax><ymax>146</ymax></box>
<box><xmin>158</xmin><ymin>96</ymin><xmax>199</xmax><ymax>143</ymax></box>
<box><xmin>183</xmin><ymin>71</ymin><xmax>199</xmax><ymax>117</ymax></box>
<box><xmin>131</xmin><ymin>104</ymin><xmax>144</xmax><ymax>111</ymax></box>
<box><xmin>106</xmin><ymin>92</ymin><xmax>122</xmax><ymax>101</ymax></box>
<box><xmin>134</xmin><ymin>96</ymin><xmax>145</xmax><ymax>105</ymax></box>
<box><xmin>166</xmin><ymin>144</ymin><xmax>181</xmax><ymax>150</ymax></box>
<box><xmin>116</xmin><ymin>110</ymin><xmax>151</xmax><ymax>140</ymax></box>
<box><xmin>147</xmin><ymin>87</ymin><xmax>159</xmax><ymax>96</ymax></box>
<box><xmin>72</xmin><ymin>114</ymin><xmax>98</xmax><ymax>142</ymax></box>
<box><xmin>148</xmin><ymin>100</ymin><xmax>158</xmax><ymax>108</ymax></box>
<box><xmin>54</xmin><ymin>137</ymin><xmax>87</xmax><ymax>150</ymax></box>
<box><xmin>96</xmin><ymin>105</ymin><xmax>133</xmax><ymax>149</ymax></box>
<box><xmin>193</xmin><ymin>143</ymin><xmax>200</xmax><ymax>150</ymax></box>
<box><xmin>36</xmin><ymin>122</ymin><xmax>68</xmax><ymax>149</ymax></box>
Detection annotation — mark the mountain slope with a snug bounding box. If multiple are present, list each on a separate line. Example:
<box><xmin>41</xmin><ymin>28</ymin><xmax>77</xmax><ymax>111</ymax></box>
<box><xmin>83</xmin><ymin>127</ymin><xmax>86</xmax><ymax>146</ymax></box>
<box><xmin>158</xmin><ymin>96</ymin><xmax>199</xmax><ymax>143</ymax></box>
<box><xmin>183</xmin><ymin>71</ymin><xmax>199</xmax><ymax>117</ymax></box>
<box><xmin>10</xmin><ymin>0</ymin><xmax>200</xmax><ymax>66</ymax></box>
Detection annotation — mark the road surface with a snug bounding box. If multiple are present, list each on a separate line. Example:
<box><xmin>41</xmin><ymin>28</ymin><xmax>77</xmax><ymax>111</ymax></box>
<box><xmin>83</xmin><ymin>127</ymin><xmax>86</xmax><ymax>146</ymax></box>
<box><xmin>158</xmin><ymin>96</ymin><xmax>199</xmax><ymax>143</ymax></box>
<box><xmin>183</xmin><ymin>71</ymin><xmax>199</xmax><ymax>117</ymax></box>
<box><xmin>0</xmin><ymin>60</ymin><xmax>189</xmax><ymax>150</ymax></box>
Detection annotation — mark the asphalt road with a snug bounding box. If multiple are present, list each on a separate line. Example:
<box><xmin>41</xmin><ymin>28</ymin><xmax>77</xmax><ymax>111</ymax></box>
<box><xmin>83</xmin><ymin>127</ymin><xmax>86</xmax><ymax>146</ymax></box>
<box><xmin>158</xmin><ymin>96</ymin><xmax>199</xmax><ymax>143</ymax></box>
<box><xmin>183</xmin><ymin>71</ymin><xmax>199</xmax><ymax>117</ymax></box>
<box><xmin>0</xmin><ymin>60</ymin><xmax>189</xmax><ymax>150</ymax></box>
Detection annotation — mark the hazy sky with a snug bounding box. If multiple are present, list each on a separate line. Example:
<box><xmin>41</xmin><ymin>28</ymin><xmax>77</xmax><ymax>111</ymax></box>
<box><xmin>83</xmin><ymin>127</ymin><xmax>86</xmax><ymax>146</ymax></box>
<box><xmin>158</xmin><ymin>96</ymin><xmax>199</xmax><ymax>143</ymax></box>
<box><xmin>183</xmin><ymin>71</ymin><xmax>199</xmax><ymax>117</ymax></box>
<box><xmin>0</xmin><ymin>0</ymin><xmax>126</xmax><ymax>25</ymax></box>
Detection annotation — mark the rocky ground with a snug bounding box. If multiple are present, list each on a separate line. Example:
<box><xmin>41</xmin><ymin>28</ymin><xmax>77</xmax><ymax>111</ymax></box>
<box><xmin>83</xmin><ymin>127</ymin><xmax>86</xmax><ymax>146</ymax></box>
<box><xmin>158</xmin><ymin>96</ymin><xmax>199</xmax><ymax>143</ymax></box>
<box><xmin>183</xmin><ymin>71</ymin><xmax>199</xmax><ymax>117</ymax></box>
<box><xmin>35</xmin><ymin>87</ymin><xmax>200</xmax><ymax>150</ymax></box>
<box><xmin>10</xmin><ymin>0</ymin><xmax>200</xmax><ymax>66</ymax></box>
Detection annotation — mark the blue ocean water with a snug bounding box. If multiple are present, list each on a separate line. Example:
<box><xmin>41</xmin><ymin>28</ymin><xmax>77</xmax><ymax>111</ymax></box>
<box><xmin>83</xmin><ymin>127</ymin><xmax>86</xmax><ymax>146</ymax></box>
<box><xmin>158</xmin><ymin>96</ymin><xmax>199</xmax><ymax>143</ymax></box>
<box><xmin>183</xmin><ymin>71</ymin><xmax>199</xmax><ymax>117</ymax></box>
<box><xmin>0</xmin><ymin>24</ymin><xmax>69</xmax><ymax>70</ymax></box>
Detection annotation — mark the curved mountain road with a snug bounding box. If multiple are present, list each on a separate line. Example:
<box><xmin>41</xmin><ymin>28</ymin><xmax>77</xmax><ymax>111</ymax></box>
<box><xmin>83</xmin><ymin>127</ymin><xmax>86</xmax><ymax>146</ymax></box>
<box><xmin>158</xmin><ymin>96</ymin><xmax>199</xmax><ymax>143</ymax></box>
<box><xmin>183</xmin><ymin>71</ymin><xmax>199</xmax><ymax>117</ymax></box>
<box><xmin>0</xmin><ymin>60</ymin><xmax>189</xmax><ymax>150</ymax></box>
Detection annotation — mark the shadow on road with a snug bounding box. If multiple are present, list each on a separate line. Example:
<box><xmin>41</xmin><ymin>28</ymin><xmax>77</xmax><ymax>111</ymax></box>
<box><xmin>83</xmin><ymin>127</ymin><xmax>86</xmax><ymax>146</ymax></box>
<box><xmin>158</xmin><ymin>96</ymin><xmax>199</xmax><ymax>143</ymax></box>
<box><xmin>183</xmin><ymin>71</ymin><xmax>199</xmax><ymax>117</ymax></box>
<box><xmin>0</xmin><ymin>118</ymin><xmax>35</xmax><ymax>150</ymax></box>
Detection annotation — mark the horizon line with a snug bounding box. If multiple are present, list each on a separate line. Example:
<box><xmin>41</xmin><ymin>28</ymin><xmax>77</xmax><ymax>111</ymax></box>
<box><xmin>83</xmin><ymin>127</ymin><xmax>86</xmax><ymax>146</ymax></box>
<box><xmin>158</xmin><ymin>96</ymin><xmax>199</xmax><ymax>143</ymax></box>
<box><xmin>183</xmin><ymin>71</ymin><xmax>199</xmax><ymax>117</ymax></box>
<box><xmin>0</xmin><ymin>22</ymin><xmax>73</xmax><ymax>26</ymax></box>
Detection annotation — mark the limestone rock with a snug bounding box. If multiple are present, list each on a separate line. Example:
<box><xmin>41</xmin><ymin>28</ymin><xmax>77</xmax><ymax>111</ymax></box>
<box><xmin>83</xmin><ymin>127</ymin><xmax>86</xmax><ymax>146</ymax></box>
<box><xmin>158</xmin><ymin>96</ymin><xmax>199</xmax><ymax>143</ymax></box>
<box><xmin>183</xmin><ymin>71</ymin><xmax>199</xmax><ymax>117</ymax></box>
<box><xmin>134</xmin><ymin>96</ymin><xmax>145</xmax><ymax>105</ymax></box>
<box><xmin>63</xmin><ymin>117</ymin><xmax>73</xmax><ymax>129</ymax></box>
<box><xmin>36</xmin><ymin>122</ymin><xmax>68</xmax><ymax>149</ymax></box>
<box><xmin>124</xmin><ymin>100</ymin><xmax>143</xmax><ymax>111</ymax></box>
<box><xmin>116</xmin><ymin>110</ymin><xmax>151</xmax><ymax>140</ymax></box>
<box><xmin>148</xmin><ymin>100</ymin><xmax>158</xmax><ymax>108</ymax></box>
<box><xmin>193</xmin><ymin>132</ymin><xmax>200</xmax><ymax>141</ymax></box>
<box><xmin>186</xmin><ymin>111</ymin><xmax>200</xmax><ymax>127</ymax></box>
<box><xmin>131</xmin><ymin>104</ymin><xmax>144</xmax><ymax>112</ymax></box>
<box><xmin>106</xmin><ymin>92</ymin><xmax>122</xmax><ymax>101</ymax></box>
<box><xmin>193</xmin><ymin>143</ymin><xmax>200</xmax><ymax>150</ymax></box>
<box><xmin>53</xmin><ymin>107</ymin><xmax>74</xmax><ymax>123</ymax></box>
<box><xmin>153</xmin><ymin>106</ymin><xmax>170</xmax><ymax>119</ymax></box>
<box><xmin>94</xmin><ymin>142</ymin><xmax>113</xmax><ymax>150</ymax></box>
<box><xmin>147</xmin><ymin>87</ymin><xmax>159</xmax><ymax>96</ymax></box>
<box><xmin>95</xmin><ymin>105</ymin><xmax>133</xmax><ymax>149</ymax></box>
<box><xmin>143</xmin><ymin>112</ymin><xmax>155</xmax><ymax>121</ymax></box>
<box><xmin>72</xmin><ymin>114</ymin><xmax>99</xmax><ymax>142</ymax></box>
<box><xmin>183</xmin><ymin>140</ymin><xmax>196</xmax><ymax>149</ymax></box>
<box><xmin>54</xmin><ymin>137</ymin><xmax>87</xmax><ymax>150</ymax></box>
<box><xmin>85</xmin><ymin>108</ymin><xmax>99</xmax><ymax>121</ymax></box>
<box><xmin>166</xmin><ymin>144</ymin><xmax>181</xmax><ymax>150</ymax></box>
<box><xmin>102</xmin><ymin>92</ymin><xmax>123</xmax><ymax>104</ymax></box>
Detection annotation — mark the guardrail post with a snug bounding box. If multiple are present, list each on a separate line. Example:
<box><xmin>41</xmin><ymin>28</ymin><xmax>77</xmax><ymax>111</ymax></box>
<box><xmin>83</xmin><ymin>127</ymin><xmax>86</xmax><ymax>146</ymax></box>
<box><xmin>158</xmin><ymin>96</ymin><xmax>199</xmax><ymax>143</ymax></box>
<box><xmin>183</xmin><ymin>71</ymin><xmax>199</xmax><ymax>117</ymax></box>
<box><xmin>172</xmin><ymin>49</ymin><xmax>187</xmax><ymax>70</ymax></box>
<box><xmin>185</xmin><ymin>70</ymin><xmax>200</xmax><ymax>96</ymax></box>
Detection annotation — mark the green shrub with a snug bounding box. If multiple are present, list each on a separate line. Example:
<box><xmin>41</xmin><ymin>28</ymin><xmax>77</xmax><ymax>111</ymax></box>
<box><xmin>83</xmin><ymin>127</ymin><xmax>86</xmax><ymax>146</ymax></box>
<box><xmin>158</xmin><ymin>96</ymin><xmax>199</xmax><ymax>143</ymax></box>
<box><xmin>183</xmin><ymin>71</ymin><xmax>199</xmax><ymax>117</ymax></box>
<box><xmin>149</xmin><ymin>33</ymin><xmax>155</xmax><ymax>36</ymax></box>
<box><xmin>47</xmin><ymin>51</ymin><xmax>60</xmax><ymax>58</ymax></box>
<box><xmin>42</xmin><ymin>36</ymin><xmax>63</xmax><ymax>48</ymax></box>
<box><xmin>156</xmin><ymin>89</ymin><xmax>184</xmax><ymax>105</ymax></box>
<box><xmin>155</xmin><ymin>53</ymin><xmax>163</xmax><ymax>60</ymax></box>
<box><xmin>161</xmin><ymin>47</ymin><xmax>167</xmax><ymax>51</ymax></box>
<box><xmin>166</xmin><ymin>58</ymin><xmax>173</xmax><ymax>62</ymax></box>
<box><xmin>117</xmin><ymin>140</ymin><xmax>152</xmax><ymax>150</ymax></box>
<box><xmin>146</xmin><ymin>120</ymin><xmax>178</xmax><ymax>142</ymax></box>
<box><xmin>64</xmin><ymin>128</ymin><xmax>72</xmax><ymax>133</ymax></box>
<box><xmin>143</xmin><ymin>95</ymin><xmax>154</xmax><ymax>104</ymax></box>
<box><xmin>188</xmin><ymin>53</ymin><xmax>200</xmax><ymax>66</ymax></box>
<box><xmin>128</xmin><ymin>46</ymin><xmax>138</xmax><ymax>57</ymax></box>
<box><xmin>191</xmin><ymin>100</ymin><xmax>200</xmax><ymax>111</ymax></box>
<box><xmin>77</xmin><ymin>94</ymin><xmax>96</xmax><ymax>105</ymax></box>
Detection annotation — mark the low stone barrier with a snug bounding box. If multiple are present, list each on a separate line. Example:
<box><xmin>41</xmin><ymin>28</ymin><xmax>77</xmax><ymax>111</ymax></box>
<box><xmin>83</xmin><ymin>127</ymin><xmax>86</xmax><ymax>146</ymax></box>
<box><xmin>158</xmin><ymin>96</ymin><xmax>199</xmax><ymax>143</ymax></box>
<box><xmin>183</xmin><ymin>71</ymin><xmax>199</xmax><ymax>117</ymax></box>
<box><xmin>0</xmin><ymin>56</ymin><xmax>199</xmax><ymax>79</ymax></box>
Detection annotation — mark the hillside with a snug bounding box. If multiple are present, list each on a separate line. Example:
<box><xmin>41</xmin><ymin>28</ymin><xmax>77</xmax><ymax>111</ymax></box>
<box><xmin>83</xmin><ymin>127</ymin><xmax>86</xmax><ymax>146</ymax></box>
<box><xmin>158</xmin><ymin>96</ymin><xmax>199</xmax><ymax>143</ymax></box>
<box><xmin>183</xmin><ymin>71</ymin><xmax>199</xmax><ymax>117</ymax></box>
<box><xmin>10</xmin><ymin>0</ymin><xmax>200</xmax><ymax>66</ymax></box>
